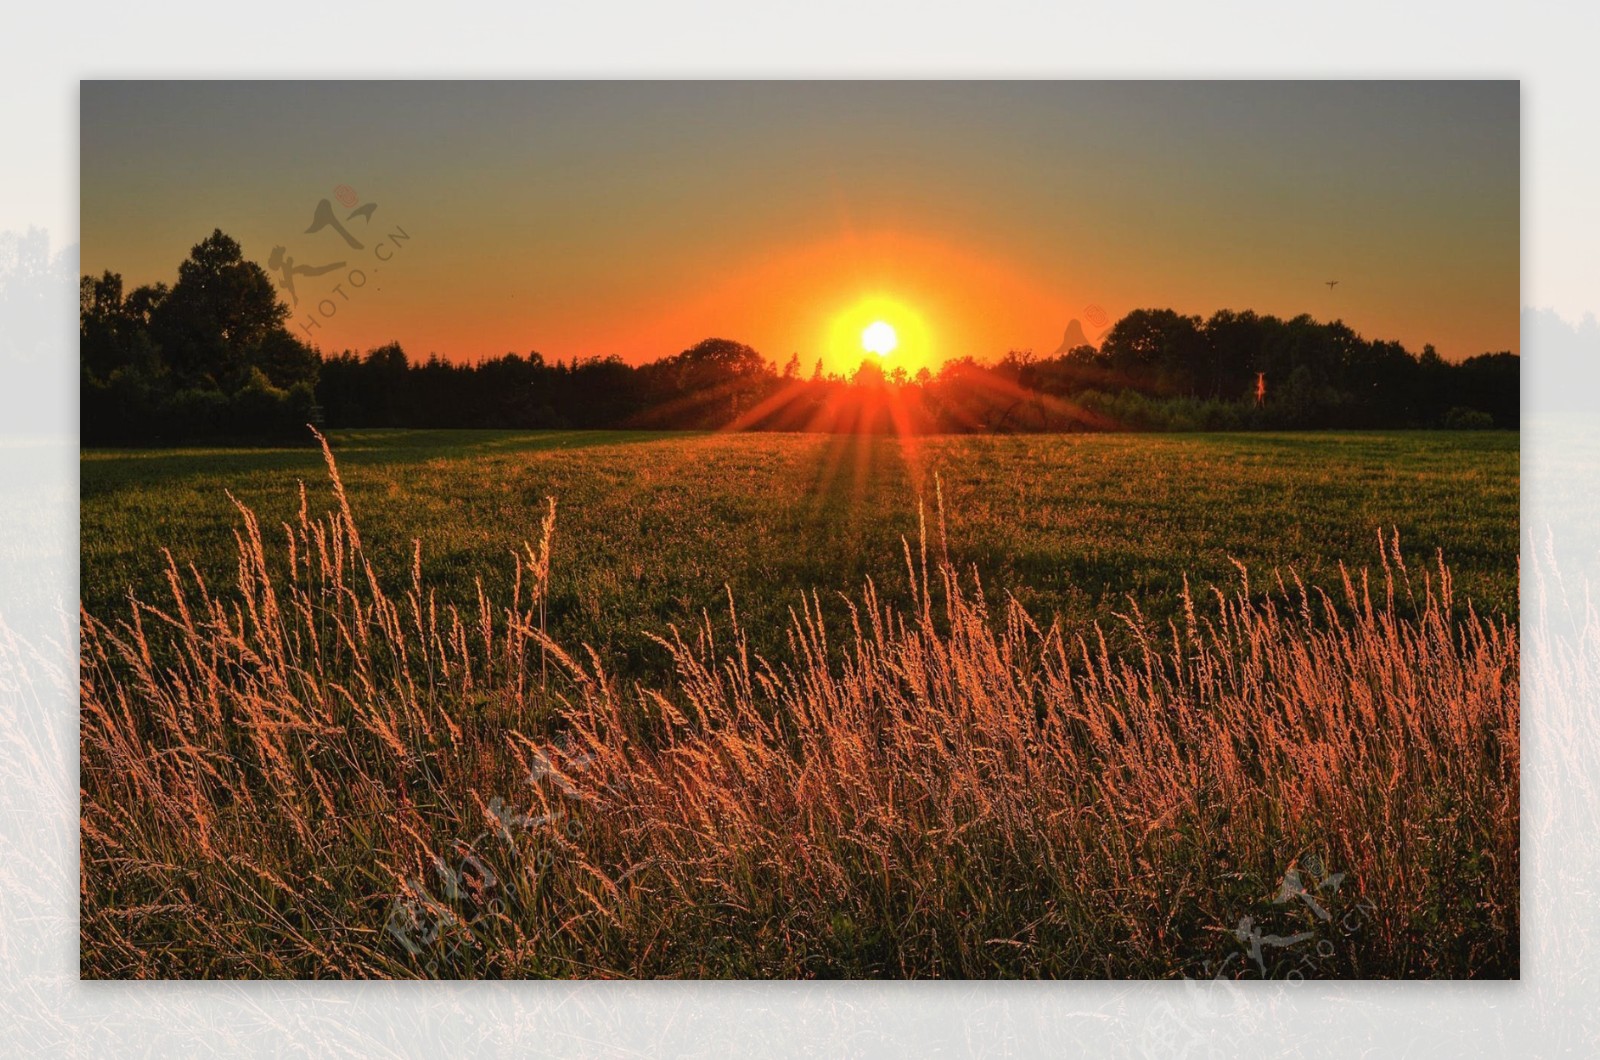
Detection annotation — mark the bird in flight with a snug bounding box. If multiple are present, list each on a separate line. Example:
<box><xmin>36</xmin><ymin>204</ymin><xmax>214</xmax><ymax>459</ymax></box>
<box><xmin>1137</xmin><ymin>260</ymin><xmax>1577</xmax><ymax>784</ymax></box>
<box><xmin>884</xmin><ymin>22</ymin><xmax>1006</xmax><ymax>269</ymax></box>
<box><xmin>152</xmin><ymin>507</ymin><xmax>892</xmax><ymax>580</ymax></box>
<box><xmin>1325</xmin><ymin>280</ymin><xmax>1340</xmax><ymax>291</ymax></box>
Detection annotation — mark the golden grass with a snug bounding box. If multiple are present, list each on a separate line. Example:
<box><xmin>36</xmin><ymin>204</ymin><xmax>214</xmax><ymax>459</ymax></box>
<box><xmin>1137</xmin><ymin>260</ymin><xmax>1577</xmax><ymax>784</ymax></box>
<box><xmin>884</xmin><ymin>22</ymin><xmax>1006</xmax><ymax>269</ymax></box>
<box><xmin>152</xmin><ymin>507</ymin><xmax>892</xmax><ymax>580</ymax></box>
<box><xmin>80</xmin><ymin>433</ymin><xmax>1518</xmax><ymax>978</ymax></box>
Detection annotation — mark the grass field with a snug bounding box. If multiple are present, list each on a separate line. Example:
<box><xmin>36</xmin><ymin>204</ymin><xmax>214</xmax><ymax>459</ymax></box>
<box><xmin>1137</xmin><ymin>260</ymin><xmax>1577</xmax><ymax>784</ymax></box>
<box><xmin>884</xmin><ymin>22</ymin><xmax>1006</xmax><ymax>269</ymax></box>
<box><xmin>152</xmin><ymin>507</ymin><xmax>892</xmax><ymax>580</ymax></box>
<box><xmin>79</xmin><ymin>429</ymin><xmax>1520</xmax><ymax>979</ymax></box>
<box><xmin>83</xmin><ymin>429</ymin><xmax>1519</xmax><ymax>673</ymax></box>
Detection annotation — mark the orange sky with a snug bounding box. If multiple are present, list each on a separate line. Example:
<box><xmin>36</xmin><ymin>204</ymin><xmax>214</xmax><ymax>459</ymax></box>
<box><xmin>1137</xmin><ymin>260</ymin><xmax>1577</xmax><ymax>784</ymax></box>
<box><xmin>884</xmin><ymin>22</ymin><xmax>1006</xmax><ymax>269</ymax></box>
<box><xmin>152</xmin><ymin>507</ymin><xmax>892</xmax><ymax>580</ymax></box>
<box><xmin>81</xmin><ymin>82</ymin><xmax>1520</xmax><ymax>371</ymax></box>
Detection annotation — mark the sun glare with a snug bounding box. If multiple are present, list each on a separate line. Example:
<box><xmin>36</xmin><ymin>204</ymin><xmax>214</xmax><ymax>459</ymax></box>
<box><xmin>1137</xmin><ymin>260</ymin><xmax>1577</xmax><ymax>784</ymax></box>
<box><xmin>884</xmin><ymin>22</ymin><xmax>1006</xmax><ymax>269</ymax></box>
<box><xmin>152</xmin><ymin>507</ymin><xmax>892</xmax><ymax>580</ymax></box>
<box><xmin>825</xmin><ymin>295</ymin><xmax>932</xmax><ymax>374</ymax></box>
<box><xmin>861</xmin><ymin>321</ymin><xmax>898</xmax><ymax>356</ymax></box>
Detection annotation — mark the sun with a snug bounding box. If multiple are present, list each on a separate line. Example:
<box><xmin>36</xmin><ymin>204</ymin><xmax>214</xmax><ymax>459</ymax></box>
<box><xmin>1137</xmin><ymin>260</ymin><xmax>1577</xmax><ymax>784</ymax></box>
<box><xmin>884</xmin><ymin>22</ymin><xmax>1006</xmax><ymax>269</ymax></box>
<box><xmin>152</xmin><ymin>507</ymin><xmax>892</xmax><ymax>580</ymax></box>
<box><xmin>824</xmin><ymin>294</ymin><xmax>931</xmax><ymax>374</ymax></box>
<box><xmin>861</xmin><ymin>320</ymin><xmax>898</xmax><ymax>356</ymax></box>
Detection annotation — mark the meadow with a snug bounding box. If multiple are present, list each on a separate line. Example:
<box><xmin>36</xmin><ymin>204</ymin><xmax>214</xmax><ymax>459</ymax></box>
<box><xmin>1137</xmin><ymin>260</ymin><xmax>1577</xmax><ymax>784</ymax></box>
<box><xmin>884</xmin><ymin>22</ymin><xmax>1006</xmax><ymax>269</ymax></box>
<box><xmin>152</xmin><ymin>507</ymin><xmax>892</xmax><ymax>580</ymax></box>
<box><xmin>79</xmin><ymin>429</ymin><xmax>1520</xmax><ymax>978</ymax></box>
<box><xmin>82</xmin><ymin>429</ymin><xmax>1519</xmax><ymax>670</ymax></box>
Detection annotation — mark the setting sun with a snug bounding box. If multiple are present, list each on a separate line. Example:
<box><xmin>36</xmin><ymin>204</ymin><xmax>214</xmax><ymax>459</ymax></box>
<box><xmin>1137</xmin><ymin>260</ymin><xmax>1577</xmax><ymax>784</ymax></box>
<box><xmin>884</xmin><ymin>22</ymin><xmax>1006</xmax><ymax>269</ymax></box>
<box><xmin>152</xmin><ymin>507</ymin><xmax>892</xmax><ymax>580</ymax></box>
<box><xmin>824</xmin><ymin>294</ymin><xmax>934</xmax><ymax>374</ymax></box>
<box><xmin>862</xmin><ymin>320</ymin><xmax>898</xmax><ymax>356</ymax></box>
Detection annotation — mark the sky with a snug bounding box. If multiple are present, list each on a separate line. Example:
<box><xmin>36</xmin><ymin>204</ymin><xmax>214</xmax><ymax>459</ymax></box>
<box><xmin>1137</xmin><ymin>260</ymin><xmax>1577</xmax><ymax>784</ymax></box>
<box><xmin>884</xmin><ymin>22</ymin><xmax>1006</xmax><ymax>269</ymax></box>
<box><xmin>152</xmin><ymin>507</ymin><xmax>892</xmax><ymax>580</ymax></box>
<box><xmin>80</xmin><ymin>81</ymin><xmax>1519</xmax><ymax>374</ymax></box>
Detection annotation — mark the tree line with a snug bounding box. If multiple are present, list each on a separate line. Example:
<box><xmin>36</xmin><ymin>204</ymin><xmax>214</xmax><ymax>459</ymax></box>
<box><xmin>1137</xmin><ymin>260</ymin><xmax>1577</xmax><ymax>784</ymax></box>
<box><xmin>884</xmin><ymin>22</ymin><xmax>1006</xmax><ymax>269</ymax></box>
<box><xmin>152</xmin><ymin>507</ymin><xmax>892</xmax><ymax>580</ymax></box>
<box><xmin>82</xmin><ymin>230</ymin><xmax>1518</xmax><ymax>444</ymax></box>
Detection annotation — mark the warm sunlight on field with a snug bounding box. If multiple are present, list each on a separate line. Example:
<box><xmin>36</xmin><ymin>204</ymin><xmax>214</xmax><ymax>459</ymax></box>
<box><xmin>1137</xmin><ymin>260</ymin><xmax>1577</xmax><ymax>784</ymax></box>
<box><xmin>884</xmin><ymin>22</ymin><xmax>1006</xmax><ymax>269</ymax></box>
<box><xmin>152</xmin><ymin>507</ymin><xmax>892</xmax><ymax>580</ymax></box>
<box><xmin>78</xmin><ymin>432</ymin><xmax>1520</xmax><ymax>979</ymax></box>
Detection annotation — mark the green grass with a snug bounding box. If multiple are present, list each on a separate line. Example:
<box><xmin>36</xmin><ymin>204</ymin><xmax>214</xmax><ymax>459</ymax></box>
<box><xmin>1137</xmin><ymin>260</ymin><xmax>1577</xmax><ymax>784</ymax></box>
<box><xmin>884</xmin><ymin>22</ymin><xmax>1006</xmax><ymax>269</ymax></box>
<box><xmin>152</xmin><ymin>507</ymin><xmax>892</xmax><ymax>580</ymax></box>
<box><xmin>82</xmin><ymin>428</ymin><xmax>1519</xmax><ymax>678</ymax></box>
<box><xmin>78</xmin><ymin>428</ymin><xmax>1521</xmax><ymax>979</ymax></box>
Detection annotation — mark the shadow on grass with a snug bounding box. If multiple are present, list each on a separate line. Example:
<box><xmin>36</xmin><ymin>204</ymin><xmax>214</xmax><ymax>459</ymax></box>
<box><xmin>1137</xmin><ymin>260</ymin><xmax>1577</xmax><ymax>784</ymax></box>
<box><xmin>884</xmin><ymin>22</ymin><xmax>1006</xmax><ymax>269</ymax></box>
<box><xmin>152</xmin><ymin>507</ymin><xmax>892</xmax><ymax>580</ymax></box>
<box><xmin>81</xmin><ymin>428</ymin><xmax>695</xmax><ymax>495</ymax></box>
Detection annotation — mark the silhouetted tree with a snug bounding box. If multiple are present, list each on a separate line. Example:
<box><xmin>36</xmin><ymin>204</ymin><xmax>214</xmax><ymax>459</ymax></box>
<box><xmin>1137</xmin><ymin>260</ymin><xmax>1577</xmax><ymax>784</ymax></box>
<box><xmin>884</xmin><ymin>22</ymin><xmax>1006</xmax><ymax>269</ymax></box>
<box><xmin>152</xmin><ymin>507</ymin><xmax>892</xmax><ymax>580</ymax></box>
<box><xmin>81</xmin><ymin>231</ymin><xmax>1521</xmax><ymax>441</ymax></box>
<box><xmin>1100</xmin><ymin>308</ymin><xmax>1206</xmax><ymax>395</ymax></box>
<box><xmin>152</xmin><ymin>230</ymin><xmax>301</xmax><ymax>391</ymax></box>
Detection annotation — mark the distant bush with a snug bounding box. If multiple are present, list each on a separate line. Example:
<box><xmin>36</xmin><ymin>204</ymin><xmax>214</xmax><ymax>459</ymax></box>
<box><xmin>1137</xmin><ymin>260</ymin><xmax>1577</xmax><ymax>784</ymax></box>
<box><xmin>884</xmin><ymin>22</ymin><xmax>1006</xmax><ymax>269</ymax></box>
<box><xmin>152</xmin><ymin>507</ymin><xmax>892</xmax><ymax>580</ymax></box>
<box><xmin>165</xmin><ymin>386</ymin><xmax>229</xmax><ymax>437</ymax></box>
<box><xmin>1444</xmin><ymin>406</ymin><xmax>1496</xmax><ymax>430</ymax></box>
<box><xmin>81</xmin><ymin>370</ymin><xmax>318</xmax><ymax>445</ymax></box>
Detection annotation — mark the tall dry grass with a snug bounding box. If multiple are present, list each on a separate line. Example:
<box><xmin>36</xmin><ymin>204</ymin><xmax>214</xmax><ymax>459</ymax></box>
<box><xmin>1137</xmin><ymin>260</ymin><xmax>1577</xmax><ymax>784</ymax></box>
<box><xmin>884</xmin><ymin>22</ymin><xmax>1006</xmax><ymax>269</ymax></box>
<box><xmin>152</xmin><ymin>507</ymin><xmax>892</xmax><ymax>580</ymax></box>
<box><xmin>80</xmin><ymin>433</ymin><xmax>1518</xmax><ymax>978</ymax></box>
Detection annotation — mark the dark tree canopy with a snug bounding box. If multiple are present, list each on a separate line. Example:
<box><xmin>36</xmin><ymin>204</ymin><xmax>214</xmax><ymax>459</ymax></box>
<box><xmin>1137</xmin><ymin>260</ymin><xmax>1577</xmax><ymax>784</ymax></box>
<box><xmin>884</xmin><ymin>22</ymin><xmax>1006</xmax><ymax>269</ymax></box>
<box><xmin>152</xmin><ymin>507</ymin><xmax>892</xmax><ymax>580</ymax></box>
<box><xmin>81</xmin><ymin>231</ymin><xmax>1520</xmax><ymax>444</ymax></box>
<box><xmin>153</xmin><ymin>229</ymin><xmax>297</xmax><ymax>388</ymax></box>
<box><xmin>82</xmin><ymin>230</ymin><xmax>319</xmax><ymax>443</ymax></box>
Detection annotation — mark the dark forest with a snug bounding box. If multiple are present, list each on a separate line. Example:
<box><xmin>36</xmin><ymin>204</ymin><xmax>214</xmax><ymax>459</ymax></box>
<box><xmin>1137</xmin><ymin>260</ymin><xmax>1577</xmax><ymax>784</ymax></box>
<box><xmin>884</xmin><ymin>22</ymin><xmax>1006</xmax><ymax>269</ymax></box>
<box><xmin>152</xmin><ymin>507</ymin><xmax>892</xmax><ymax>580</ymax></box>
<box><xmin>81</xmin><ymin>231</ymin><xmax>1518</xmax><ymax>444</ymax></box>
